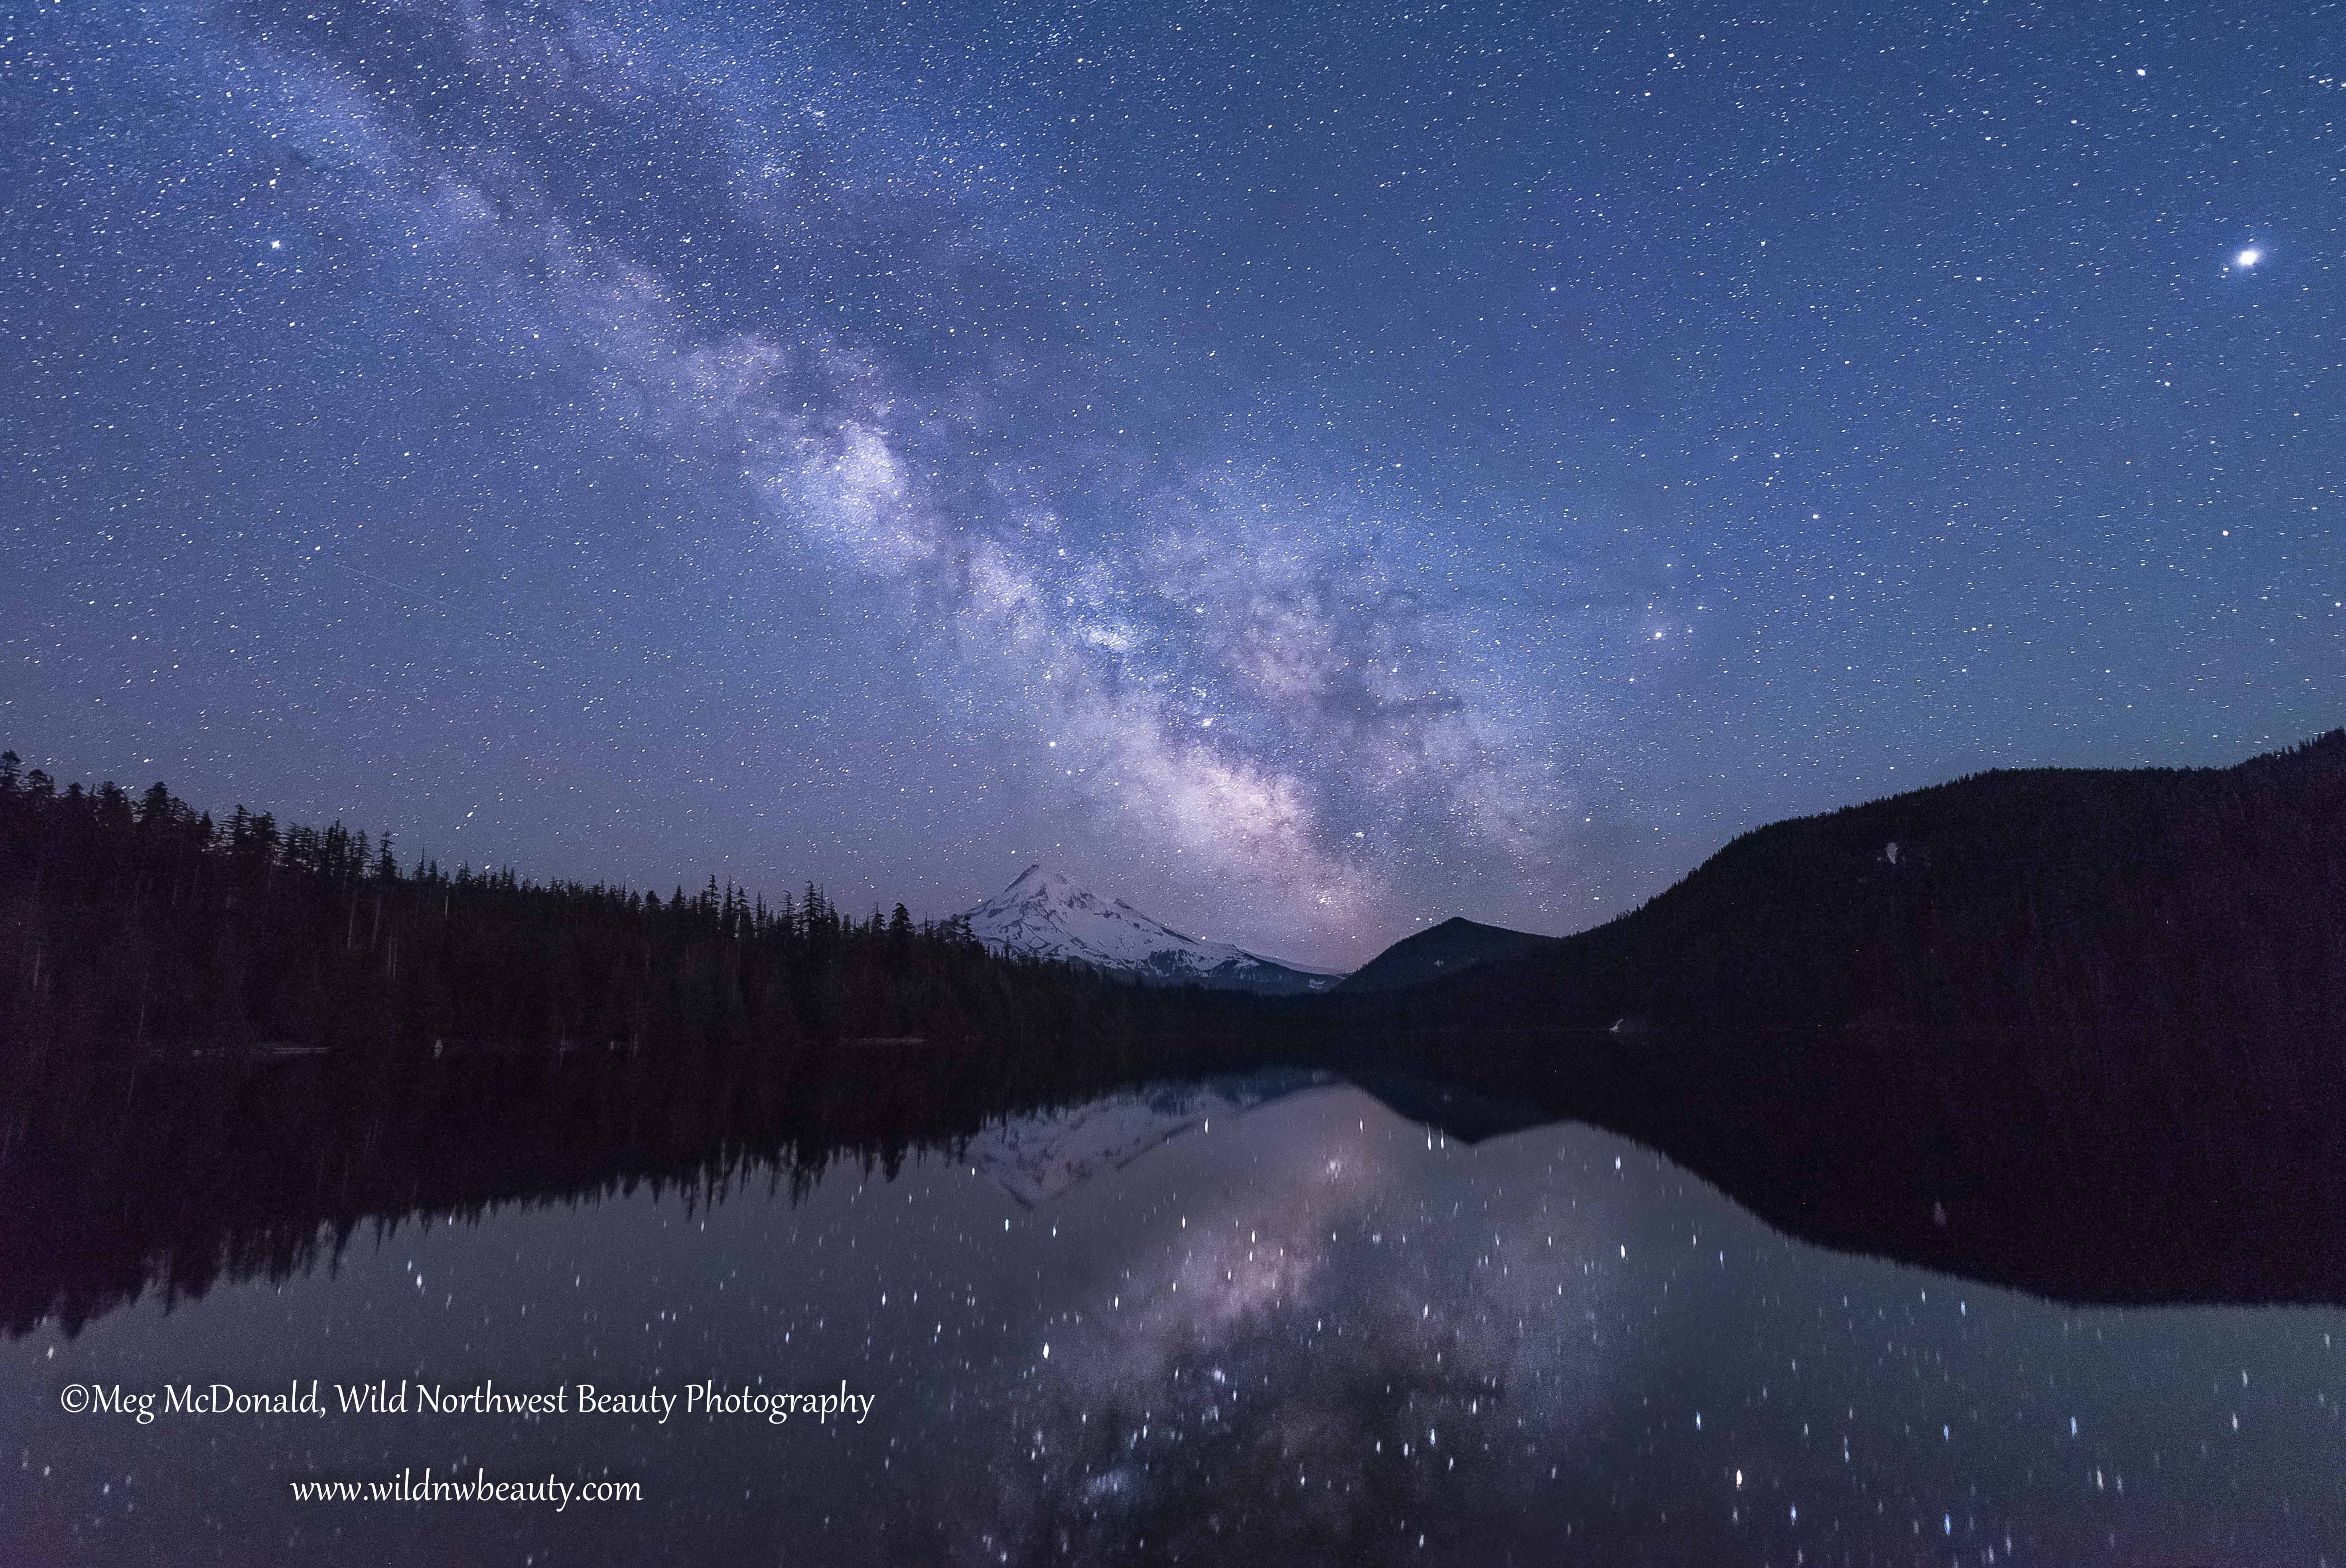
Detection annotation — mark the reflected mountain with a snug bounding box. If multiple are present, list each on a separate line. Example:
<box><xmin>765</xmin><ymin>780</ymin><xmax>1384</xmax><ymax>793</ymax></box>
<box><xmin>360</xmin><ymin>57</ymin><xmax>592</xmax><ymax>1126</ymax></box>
<box><xmin>1340</xmin><ymin>1071</ymin><xmax>1558</xmax><ymax>1145</ymax></box>
<box><xmin>966</xmin><ymin>1069</ymin><xmax>1331</xmax><ymax>1207</ymax></box>
<box><xmin>9</xmin><ymin>1014</ymin><xmax>2346</xmax><ymax>1343</ymax></box>
<box><xmin>1355</xmin><ymin>1023</ymin><xmax>2346</xmax><ymax>1307</ymax></box>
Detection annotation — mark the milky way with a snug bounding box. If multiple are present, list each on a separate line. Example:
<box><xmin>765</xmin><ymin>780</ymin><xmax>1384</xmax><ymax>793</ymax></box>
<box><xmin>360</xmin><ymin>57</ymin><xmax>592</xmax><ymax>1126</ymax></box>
<box><xmin>4</xmin><ymin>0</ymin><xmax>2338</xmax><ymax>962</ymax></box>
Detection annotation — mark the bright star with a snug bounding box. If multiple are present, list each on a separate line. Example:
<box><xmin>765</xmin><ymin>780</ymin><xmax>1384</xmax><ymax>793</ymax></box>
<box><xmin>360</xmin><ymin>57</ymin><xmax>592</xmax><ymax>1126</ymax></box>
<box><xmin>2236</xmin><ymin>248</ymin><xmax>2261</xmax><ymax>269</ymax></box>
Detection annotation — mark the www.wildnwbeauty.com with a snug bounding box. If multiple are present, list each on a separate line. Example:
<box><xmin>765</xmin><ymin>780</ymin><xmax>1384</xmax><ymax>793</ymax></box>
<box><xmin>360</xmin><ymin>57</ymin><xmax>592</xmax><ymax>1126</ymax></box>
<box><xmin>291</xmin><ymin>1470</ymin><xmax>641</xmax><ymax>1509</ymax></box>
<box><xmin>58</xmin><ymin>1379</ymin><xmax>875</xmax><ymax>1426</ymax></box>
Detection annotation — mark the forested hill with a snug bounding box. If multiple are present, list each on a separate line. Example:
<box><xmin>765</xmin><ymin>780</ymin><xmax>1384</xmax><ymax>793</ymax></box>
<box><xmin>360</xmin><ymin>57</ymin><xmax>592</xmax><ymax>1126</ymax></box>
<box><xmin>1341</xmin><ymin>729</ymin><xmax>2346</xmax><ymax>1041</ymax></box>
<box><xmin>1339</xmin><ymin>917</ymin><xmax>1556</xmax><ymax>993</ymax></box>
<box><xmin>0</xmin><ymin>753</ymin><xmax>1241</xmax><ymax>1060</ymax></box>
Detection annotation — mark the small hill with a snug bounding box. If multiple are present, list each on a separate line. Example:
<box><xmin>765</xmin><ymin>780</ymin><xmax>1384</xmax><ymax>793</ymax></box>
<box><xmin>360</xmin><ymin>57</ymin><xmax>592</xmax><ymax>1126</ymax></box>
<box><xmin>1340</xmin><ymin>916</ymin><xmax>1556</xmax><ymax>993</ymax></box>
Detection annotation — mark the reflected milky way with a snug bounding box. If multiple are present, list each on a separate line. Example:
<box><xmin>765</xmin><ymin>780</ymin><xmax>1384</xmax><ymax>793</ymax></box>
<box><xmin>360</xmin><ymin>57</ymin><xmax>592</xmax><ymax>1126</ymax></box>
<box><xmin>6</xmin><ymin>1083</ymin><xmax>2342</xmax><ymax>1564</ymax></box>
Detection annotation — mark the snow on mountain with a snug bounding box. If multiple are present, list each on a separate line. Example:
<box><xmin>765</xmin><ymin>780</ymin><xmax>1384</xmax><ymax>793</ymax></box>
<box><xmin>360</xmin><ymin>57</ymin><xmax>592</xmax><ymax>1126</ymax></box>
<box><xmin>964</xmin><ymin>1071</ymin><xmax>1333</xmax><ymax>1207</ymax></box>
<box><xmin>962</xmin><ymin>865</ymin><xmax>1345</xmax><ymax>994</ymax></box>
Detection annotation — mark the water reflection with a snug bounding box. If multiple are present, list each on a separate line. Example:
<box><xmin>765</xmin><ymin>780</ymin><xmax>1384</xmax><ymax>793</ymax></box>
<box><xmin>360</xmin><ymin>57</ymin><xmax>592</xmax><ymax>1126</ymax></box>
<box><xmin>4</xmin><ymin>1076</ymin><xmax>2343</xmax><ymax>1564</ymax></box>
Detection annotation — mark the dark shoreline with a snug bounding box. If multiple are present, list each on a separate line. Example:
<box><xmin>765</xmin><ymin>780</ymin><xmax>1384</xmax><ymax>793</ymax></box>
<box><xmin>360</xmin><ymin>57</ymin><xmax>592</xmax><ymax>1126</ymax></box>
<box><xmin>8</xmin><ymin>1011</ymin><xmax>2345</xmax><ymax>1347</ymax></box>
<box><xmin>8</xmin><ymin>730</ymin><xmax>2346</xmax><ymax>1336</ymax></box>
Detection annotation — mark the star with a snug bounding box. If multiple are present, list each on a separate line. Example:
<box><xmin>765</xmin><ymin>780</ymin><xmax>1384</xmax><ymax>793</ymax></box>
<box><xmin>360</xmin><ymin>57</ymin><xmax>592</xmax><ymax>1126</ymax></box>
<box><xmin>2236</xmin><ymin>248</ymin><xmax>2262</xmax><ymax>269</ymax></box>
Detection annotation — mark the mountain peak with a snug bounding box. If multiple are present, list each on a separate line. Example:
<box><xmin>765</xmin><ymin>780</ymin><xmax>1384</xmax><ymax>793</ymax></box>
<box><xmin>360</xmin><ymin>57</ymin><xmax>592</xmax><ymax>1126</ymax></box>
<box><xmin>964</xmin><ymin>868</ymin><xmax>1344</xmax><ymax>995</ymax></box>
<box><xmin>995</xmin><ymin>865</ymin><xmax>1108</xmax><ymax>925</ymax></box>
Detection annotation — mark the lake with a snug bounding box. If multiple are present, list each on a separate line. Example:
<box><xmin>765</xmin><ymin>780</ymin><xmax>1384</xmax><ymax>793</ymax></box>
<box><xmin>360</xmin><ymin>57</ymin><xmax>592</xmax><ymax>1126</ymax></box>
<box><xmin>5</xmin><ymin>1068</ymin><xmax>2342</xmax><ymax>1564</ymax></box>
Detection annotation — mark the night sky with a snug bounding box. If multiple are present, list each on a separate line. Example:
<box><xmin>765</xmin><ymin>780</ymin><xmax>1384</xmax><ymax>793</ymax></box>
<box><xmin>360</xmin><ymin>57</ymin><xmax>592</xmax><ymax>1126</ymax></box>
<box><xmin>3</xmin><ymin>0</ymin><xmax>2339</xmax><ymax>967</ymax></box>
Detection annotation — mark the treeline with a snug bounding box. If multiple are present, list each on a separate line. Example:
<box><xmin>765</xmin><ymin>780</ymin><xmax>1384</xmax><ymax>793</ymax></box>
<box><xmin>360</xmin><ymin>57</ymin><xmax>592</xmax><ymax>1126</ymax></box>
<box><xmin>0</xmin><ymin>753</ymin><xmax>1248</xmax><ymax>1062</ymax></box>
<box><xmin>0</xmin><ymin>1034</ymin><xmax>1267</xmax><ymax>1337</ymax></box>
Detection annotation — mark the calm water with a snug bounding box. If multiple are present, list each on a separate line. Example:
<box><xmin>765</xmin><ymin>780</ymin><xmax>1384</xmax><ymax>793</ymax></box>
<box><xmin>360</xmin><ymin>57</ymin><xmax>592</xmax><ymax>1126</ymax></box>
<box><xmin>5</xmin><ymin>1078</ymin><xmax>2342</xmax><ymax>1564</ymax></box>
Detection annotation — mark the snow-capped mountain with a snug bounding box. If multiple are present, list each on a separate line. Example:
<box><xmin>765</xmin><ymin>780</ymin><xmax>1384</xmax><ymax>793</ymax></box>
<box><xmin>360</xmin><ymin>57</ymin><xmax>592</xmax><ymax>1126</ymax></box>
<box><xmin>962</xmin><ymin>865</ymin><xmax>1345</xmax><ymax>994</ymax></box>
